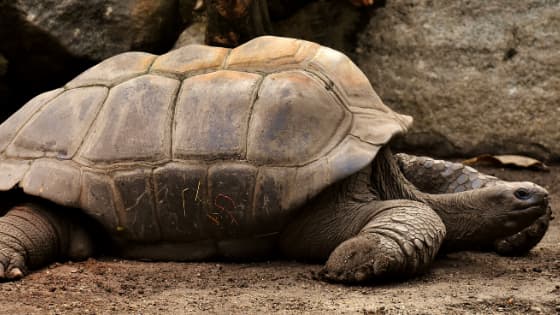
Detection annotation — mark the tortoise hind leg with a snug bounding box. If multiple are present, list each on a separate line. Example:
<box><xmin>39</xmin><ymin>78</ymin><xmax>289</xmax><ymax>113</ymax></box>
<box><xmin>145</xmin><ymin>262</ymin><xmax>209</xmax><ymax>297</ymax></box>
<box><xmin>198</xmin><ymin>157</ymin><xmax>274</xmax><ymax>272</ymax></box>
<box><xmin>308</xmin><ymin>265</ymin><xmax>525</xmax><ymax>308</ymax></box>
<box><xmin>0</xmin><ymin>202</ymin><xmax>94</xmax><ymax>280</ymax></box>
<box><xmin>280</xmin><ymin>198</ymin><xmax>446</xmax><ymax>283</ymax></box>
<box><xmin>395</xmin><ymin>153</ymin><xmax>552</xmax><ymax>256</ymax></box>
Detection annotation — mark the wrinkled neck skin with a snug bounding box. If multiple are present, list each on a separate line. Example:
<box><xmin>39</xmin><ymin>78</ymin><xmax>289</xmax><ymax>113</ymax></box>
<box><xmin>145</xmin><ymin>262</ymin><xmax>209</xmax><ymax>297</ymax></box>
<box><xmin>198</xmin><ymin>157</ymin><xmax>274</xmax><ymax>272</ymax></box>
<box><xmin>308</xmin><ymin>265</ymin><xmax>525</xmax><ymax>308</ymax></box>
<box><xmin>370</xmin><ymin>147</ymin><xmax>530</xmax><ymax>251</ymax></box>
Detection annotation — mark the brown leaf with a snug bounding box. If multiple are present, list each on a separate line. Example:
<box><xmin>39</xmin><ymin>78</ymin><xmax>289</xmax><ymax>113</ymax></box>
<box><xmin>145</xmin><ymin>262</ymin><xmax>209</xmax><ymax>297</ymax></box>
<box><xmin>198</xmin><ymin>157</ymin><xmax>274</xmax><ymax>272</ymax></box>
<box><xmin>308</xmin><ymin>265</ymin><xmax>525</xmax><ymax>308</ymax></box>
<box><xmin>462</xmin><ymin>154</ymin><xmax>548</xmax><ymax>171</ymax></box>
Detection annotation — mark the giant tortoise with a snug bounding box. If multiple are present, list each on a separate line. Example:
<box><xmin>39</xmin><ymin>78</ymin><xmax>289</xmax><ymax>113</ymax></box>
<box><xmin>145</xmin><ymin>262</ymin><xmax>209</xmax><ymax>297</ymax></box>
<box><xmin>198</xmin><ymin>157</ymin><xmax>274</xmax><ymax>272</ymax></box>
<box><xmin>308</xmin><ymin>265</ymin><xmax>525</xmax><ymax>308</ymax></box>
<box><xmin>0</xmin><ymin>36</ymin><xmax>550</xmax><ymax>283</ymax></box>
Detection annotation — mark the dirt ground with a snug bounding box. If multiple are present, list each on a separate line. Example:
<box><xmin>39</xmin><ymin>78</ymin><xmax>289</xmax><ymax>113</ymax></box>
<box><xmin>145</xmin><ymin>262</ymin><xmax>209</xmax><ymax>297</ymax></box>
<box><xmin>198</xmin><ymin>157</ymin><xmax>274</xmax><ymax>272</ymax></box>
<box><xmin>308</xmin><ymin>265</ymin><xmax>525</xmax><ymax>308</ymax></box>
<box><xmin>0</xmin><ymin>164</ymin><xmax>559</xmax><ymax>314</ymax></box>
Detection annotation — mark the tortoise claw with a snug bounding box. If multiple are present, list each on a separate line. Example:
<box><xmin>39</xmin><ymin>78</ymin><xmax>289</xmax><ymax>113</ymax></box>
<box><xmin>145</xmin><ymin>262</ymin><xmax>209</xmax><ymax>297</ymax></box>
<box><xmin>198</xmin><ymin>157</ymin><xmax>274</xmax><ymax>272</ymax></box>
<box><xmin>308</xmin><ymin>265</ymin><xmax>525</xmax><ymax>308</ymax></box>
<box><xmin>0</xmin><ymin>245</ymin><xmax>28</xmax><ymax>281</ymax></box>
<box><xmin>7</xmin><ymin>267</ymin><xmax>23</xmax><ymax>279</ymax></box>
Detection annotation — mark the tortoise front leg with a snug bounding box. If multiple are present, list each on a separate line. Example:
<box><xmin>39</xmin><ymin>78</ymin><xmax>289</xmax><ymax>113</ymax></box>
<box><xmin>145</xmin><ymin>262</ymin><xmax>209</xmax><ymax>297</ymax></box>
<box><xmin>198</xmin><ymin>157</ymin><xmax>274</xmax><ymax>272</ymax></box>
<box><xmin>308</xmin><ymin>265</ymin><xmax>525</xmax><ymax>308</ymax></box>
<box><xmin>280</xmin><ymin>199</ymin><xmax>445</xmax><ymax>283</ymax></box>
<box><xmin>0</xmin><ymin>203</ymin><xmax>94</xmax><ymax>280</ymax></box>
<box><xmin>395</xmin><ymin>153</ymin><xmax>552</xmax><ymax>256</ymax></box>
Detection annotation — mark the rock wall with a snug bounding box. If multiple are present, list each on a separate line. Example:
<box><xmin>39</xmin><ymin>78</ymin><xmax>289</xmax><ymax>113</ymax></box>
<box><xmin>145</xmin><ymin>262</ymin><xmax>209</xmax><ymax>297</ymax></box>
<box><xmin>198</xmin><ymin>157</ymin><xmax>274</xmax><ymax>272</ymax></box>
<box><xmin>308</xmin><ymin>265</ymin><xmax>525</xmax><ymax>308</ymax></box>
<box><xmin>356</xmin><ymin>0</ymin><xmax>560</xmax><ymax>160</ymax></box>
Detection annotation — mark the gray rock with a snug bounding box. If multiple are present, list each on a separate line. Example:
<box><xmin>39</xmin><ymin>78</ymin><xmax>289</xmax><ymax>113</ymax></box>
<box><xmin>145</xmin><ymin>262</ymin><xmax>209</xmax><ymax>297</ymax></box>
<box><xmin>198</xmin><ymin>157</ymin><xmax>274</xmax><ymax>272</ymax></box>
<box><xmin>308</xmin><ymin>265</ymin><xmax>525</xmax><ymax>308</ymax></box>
<box><xmin>0</xmin><ymin>0</ymin><xmax>185</xmax><ymax>120</ymax></box>
<box><xmin>356</xmin><ymin>0</ymin><xmax>560</xmax><ymax>160</ymax></box>
<box><xmin>9</xmin><ymin>0</ymin><xmax>184</xmax><ymax>60</ymax></box>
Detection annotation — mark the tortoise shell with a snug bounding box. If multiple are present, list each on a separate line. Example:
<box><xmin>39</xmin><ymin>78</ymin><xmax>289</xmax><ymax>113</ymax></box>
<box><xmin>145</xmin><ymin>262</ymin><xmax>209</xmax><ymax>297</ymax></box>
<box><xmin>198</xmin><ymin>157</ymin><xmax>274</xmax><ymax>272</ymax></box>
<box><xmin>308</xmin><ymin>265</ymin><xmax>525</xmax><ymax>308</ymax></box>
<box><xmin>0</xmin><ymin>36</ymin><xmax>411</xmax><ymax>242</ymax></box>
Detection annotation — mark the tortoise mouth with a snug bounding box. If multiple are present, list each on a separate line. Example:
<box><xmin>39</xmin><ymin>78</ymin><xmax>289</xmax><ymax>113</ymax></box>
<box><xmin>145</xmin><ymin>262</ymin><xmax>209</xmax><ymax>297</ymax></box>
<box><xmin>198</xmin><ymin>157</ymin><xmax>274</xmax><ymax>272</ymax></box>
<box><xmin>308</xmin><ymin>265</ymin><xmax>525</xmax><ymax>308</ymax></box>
<box><xmin>501</xmin><ymin>205</ymin><xmax>547</xmax><ymax>231</ymax></box>
<box><xmin>511</xmin><ymin>202</ymin><xmax>547</xmax><ymax>214</ymax></box>
<box><xmin>505</xmin><ymin>204</ymin><xmax>547</xmax><ymax>218</ymax></box>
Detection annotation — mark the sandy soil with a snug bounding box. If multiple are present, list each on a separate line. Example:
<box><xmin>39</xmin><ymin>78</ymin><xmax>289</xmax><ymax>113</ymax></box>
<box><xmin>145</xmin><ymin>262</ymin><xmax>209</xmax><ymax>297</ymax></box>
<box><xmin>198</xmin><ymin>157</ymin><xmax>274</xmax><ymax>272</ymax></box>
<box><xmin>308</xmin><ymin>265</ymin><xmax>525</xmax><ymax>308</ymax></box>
<box><xmin>0</xmin><ymin>165</ymin><xmax>559</xmax><ymax>314</ymax></box>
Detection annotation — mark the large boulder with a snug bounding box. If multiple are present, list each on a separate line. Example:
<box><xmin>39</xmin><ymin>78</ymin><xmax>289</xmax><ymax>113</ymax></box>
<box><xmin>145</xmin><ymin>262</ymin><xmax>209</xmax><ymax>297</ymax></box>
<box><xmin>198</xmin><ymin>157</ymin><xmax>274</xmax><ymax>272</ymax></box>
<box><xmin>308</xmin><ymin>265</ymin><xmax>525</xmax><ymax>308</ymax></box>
<box><xmin>3</xmin><ymin>0</ymin><xmax>184</xmax><ymax>60</ymax></box>
<box><xmin>356</xmin><ymin>0</ymin><xmax>560</xmax><ymax>160</ymax></box>
<box><xmin>0</xmin><ymin>0</ymin><xmax>186</xmax><ymax>119</ymax></box>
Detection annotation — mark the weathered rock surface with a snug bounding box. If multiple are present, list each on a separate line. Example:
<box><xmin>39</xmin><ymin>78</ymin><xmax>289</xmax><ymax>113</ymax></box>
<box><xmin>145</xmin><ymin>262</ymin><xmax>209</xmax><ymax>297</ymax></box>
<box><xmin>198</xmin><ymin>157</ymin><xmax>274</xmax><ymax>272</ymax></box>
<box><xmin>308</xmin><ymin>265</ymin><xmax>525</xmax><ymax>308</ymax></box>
<box><xmin>357</xmin><ymin>0</ymin><xmax>560</xmax><ymax>160</ymax></box>
<box><xmin>6</xmin><ymin>0</ymin><xmax>183</xmax><ymax>60</ymax></box>
<box><xmin>0</xmin><ymin>0</ymin><xmax>185</xmax><ymax>120</ymax></box>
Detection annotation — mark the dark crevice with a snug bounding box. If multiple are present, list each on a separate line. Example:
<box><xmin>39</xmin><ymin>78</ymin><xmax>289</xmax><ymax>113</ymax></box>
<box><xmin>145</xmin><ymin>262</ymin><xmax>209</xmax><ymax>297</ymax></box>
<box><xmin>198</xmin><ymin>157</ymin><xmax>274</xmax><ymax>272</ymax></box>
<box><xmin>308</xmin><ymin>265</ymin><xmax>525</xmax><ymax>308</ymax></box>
<box><xmin>503</xmin><ymin>48</ymin><xmax>518</xmax><ymax>61</ymax></box>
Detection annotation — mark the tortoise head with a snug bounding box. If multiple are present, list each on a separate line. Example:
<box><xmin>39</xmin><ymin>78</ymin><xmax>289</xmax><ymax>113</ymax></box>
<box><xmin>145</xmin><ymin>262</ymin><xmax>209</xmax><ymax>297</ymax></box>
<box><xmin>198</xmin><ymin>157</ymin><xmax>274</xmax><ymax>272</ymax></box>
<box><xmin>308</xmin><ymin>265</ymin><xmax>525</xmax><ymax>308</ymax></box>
<box><xmin>429</xmin><ymin>182</ymin><xmax>549</xmax><ymax>251</ymax></box>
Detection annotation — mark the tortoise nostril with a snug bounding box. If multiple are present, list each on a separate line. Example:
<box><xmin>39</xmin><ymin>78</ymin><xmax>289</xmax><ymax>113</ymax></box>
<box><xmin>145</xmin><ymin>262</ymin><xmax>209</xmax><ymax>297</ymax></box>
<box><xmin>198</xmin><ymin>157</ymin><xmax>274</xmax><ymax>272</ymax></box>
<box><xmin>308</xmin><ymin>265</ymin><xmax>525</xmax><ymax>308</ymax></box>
<box><xmin>514</xmin><ymin>188</ymin><xmax>532</xmax><ymax>200</ymax></box>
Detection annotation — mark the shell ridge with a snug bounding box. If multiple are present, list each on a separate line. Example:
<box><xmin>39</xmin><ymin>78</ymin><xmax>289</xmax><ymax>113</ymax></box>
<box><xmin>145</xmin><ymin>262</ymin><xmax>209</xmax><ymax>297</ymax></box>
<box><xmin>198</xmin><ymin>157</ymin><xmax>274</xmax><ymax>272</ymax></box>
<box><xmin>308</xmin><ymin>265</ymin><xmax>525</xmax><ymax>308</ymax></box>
<box><xmin>220</xmin><ymin>48</ymin><xmax>234</xmax><ymax>70</ymax></box>
<box><xmin>169</xmin><ymin>80</ymin><xmax>188</xmax><ymax>160</ymax></box>
<box><xmin>69</xmin><ymin>87</ymin><xmax>110</xmax><ymax>160</ymax></box>
<box><xmin>244</xmin><ymin>75</ymin><xmax>266</xmax><ymax>160</ymax></box>
<box><xmin>164</xmin><ymin>77</ymin><xmax>182</xmax><ymax>162</ymax></box>
<box><xmin>148</xmin><ymin>168</ymin><xmax>162</xmax><ymax>241</ymax></box>
<box><xmin>66</xmin><ymin>52</ymin><xmax>157</xmax><ymax>89</ymax></box>
<box><xmin>141</xmin><ymin>53</ymin><xmax>159</xmax><ymax>77</ymax></box>
<box><xmin>250</xmin><ymin>166</ymin><xmax>262</xmax><ymax>224</ymax></box>
<box><xmin>299</xmin><ymin>70</ymin><xmax>355</xmax><ymax>164</ymax></box>
<box><xmin>112</xmin><ymin>55</ymin><xmax>160</xmax><ymax>89</ymax></box>
<box><xmin>109</xmin><ymin>170</ymin><xmax>126</xmax><ymax>234</ymax></box>
<box><xmin>72</xmin><ymin>87</ymin><xmax>113</xmax><ymax>162</ymax></box>
<box><xmin>302</xmin><ymin>69</ymin><xmax>349</xmax><ymax>112</ymax></box>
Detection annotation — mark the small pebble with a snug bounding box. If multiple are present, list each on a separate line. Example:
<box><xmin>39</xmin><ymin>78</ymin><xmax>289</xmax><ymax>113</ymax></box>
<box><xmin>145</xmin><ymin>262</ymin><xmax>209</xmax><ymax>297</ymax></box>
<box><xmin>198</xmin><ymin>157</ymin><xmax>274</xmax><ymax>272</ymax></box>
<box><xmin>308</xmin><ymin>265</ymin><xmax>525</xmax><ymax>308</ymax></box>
<box><xmin>529</xmin><ymin>306</ymin><xmax>542</xmax><ymax>313</ymax></box>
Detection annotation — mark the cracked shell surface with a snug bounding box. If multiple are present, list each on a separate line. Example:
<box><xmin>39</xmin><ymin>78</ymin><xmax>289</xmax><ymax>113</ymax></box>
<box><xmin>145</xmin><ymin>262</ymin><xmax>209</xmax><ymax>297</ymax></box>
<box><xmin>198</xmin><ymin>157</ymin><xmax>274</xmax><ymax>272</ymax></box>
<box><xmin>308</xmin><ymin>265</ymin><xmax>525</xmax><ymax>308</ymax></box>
<box><xmin>0</xmin><ymin>36</ymin><xmax>411</xmax><ymax>242</ymax></box>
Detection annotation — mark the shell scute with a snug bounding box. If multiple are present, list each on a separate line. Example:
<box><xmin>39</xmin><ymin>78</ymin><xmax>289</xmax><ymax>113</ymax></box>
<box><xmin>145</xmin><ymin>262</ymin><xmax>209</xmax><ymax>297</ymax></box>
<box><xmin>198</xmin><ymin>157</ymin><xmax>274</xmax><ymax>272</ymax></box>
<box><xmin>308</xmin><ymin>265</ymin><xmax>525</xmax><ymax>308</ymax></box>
<box><xmin>351</xmin><ymin>113</ymin><xmax>412</xmax><ymax>146</ymax></box>
<box><xmin>66</xmin><ymin>52</ymin><xmax>156</xmax><ymax>88</ymax></box>
<box><xmin>308</xmin><ymin>46</ymin><xmax>386</xmax><ymax>110</ymax></box>
<box><xmin>326</xmin><ymin>137</ymin><xmax>380</xmax><ymax>184</ymax></box>
<box><xmin>21</xmin><ymin>160</ymin><xmax>81</xmax><ymax>207</ymax></box>
<box><xmin>172</xmin><ymin>71</ymin><xmax>261</xmax><ymax>160</ymax></box>
<box><xmin>151</xmin><ymin>44</ymin><xmax>229</xmax><ymax>76</ymax></box>
<box><xmin>153</xmin><ymin>162</ymin><xmax>209</xmax><ymax>241</ymax></box>
<box><xmin>112</xmin><ymin>168</ymin><xmax>160</xmax><ymax>241</ymax></box>
<box><xmin>79</xmin><ymin>74</ymin><xmax>179</xmax><ymax>163</ymax></box>
<box><xmin>247</xmin><ymin>70</ymin><xmax>349</xmax><ymax>165</ymax></box>
<box><xmin>81</xmin><ymin>171</ymin><xmax>119</xmax><ymax>232</ymax></box>
<box><xmin>207</xmin><ymin>163</ymin><xmax>257</xmax><ymax>236</ymax></box>
<box><xmin>253</xmin><ymin>166</ymin><xmax>297</xmax><ymax>231</ymax></box>
<box><xmin>0</xmin><ymin>88</ymin><xmax>64</xmax><ymax>152</ymax></box>
<box><xmin>7</xmin><ymin>86</ymin><xmax>107</xmax><ymax>159</ymax></box>
<box><xmin>226</xmin><ymin>36</ymin><xmax>320</xmax><ymax>72</ymax></box>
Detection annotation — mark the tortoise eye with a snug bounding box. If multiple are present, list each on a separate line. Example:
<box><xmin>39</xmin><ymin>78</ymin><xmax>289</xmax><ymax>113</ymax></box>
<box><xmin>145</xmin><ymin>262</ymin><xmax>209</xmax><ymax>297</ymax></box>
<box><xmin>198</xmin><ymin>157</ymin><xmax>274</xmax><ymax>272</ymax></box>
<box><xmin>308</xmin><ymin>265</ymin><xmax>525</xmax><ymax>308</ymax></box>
<box><xmin>514</xmin><ymin>188</ymin><xmax>532</xmax><ymax>200</ymax></box>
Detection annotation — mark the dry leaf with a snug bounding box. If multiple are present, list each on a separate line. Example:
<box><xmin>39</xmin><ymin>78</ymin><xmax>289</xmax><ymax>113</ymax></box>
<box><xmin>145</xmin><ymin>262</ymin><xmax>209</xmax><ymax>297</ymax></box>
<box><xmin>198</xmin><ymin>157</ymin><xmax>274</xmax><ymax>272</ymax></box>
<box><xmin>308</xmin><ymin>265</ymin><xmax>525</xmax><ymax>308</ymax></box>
<box><xmin>462</xmin><ymin>154</ymin><xmax>548</xmax><ymax>171</ymax></box>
